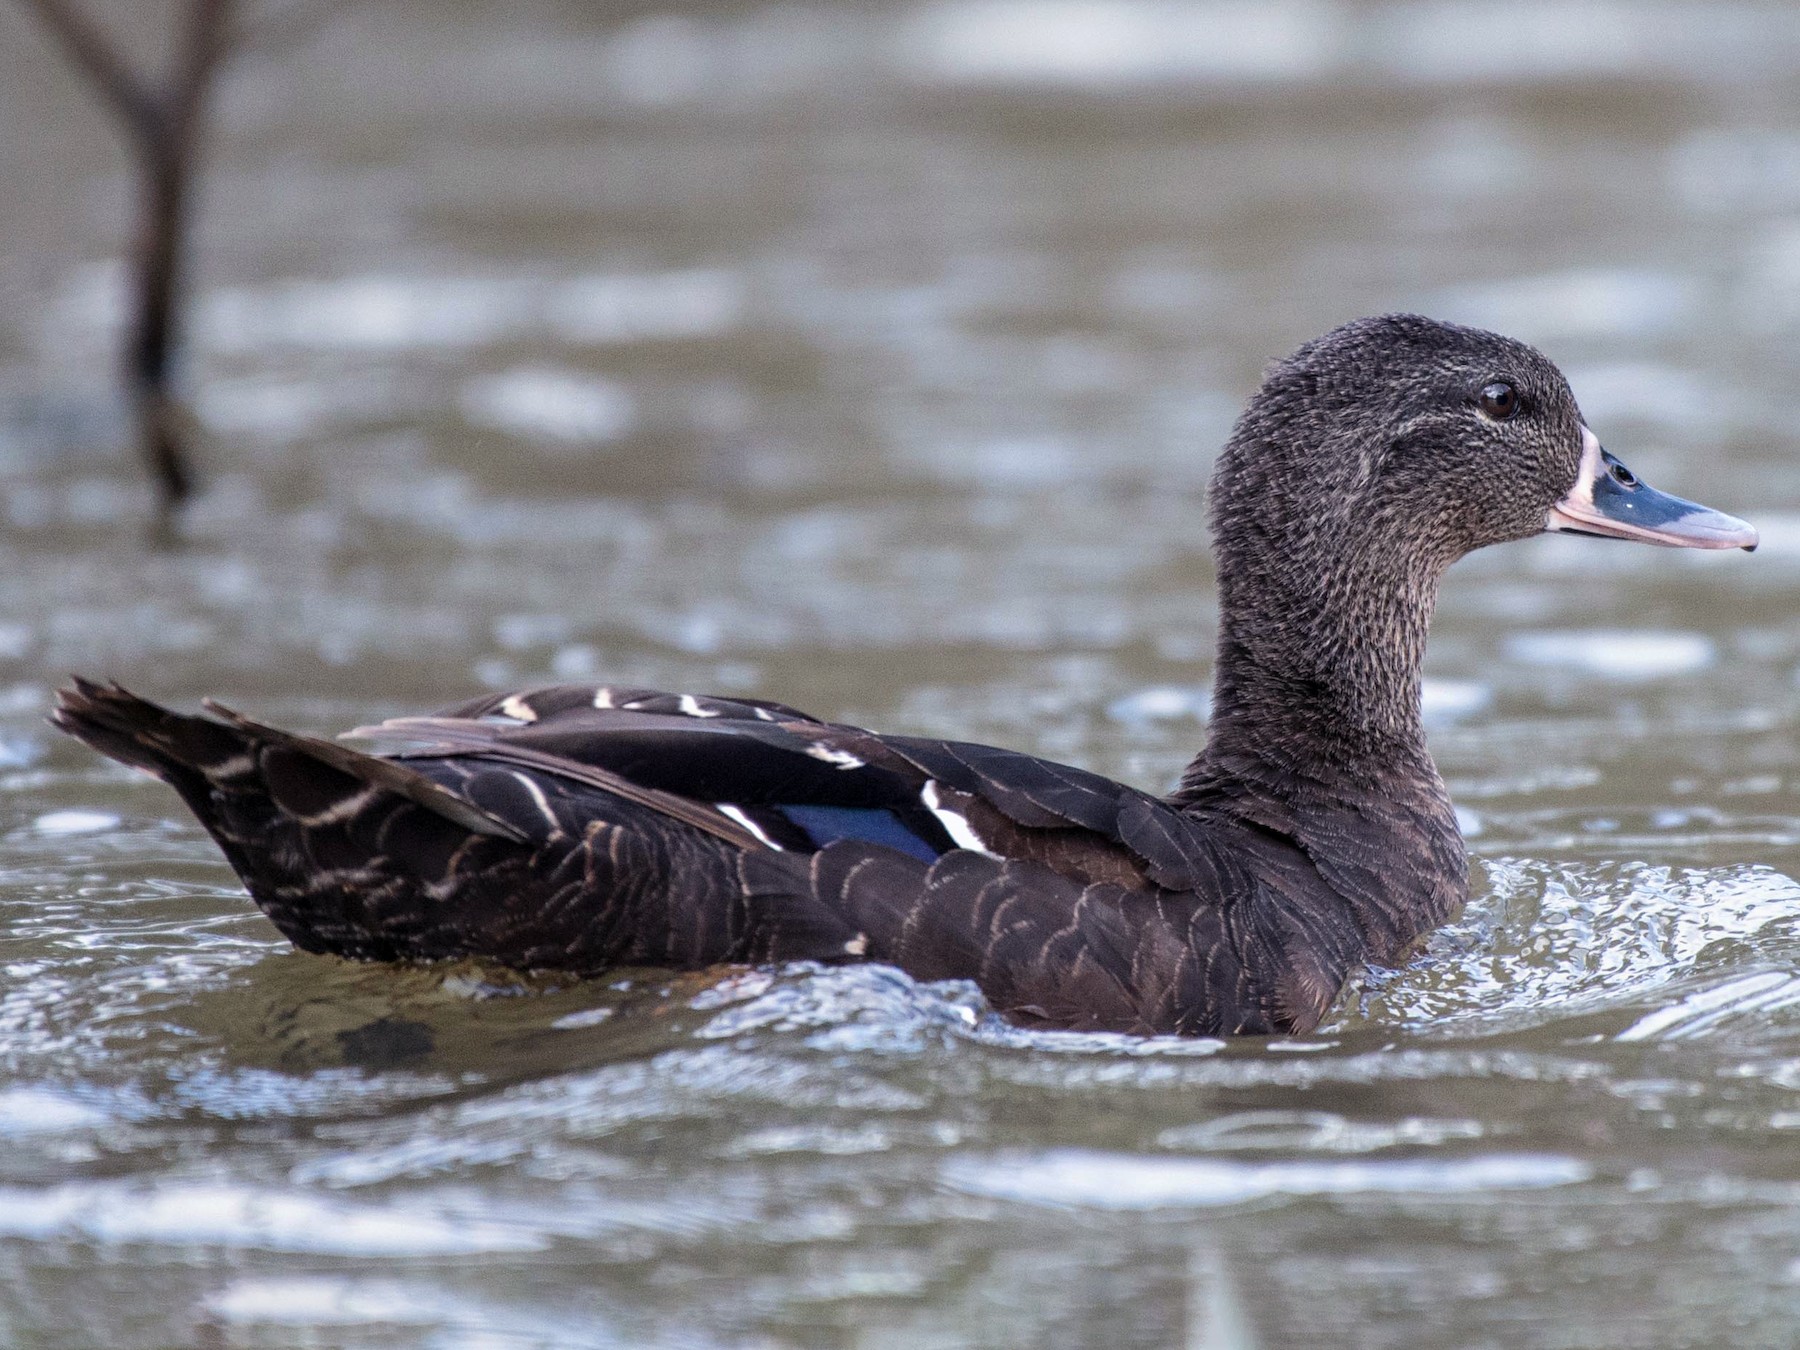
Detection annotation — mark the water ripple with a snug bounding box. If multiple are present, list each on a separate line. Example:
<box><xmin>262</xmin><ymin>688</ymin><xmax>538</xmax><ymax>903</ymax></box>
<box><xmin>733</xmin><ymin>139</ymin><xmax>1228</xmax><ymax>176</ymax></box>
<box><xmin>940</xmin><ymin>1149</ymin><xmax>1592</xmax><ymax>1210</ymax></box>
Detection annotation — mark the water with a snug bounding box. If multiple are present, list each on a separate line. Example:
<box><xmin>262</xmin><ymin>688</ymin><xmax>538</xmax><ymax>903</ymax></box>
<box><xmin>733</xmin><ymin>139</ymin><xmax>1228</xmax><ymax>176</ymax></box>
<box><xmin>5</xmin><ymin>0</ymin><xmax>1800</xmax><ymax>1344</ymax></box>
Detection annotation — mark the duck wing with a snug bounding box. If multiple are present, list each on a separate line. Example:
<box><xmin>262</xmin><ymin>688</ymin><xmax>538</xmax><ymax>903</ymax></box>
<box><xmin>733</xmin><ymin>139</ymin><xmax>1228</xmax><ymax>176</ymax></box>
<box><xmin>353</xmin><ymin>682</ymin><xmax>1211</xmax><ymax>891</ymax></box>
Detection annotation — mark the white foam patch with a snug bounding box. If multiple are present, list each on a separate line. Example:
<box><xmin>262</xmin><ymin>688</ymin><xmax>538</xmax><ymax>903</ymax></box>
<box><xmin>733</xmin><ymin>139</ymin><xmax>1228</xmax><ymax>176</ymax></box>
<box><xmin>192</xmin><ymin>371</ymin><xmax>399</xmax><ymax>442</ymax></box>
<box><xmin>941</xmin><ymin>1148</ymin><xmax>1590</xmax><ymax>1209</ymax></box>
<box><xmin>32</xmin><ymin>810</ymin><xmax>119</xmax><ymax>836</ymax></box>
<box><xmin>911</xmin><ymin>0</ymin><xmax>1338</xmax><ymax>86</ymax></box>
<box><xmin>1504</xmin><ymin>630</ymin><xmax>1715</xmax><ymax>680</ymax></box>
<box><xmin>201</xmin><ymin>1274</ymin><xmax>613</xmax><ymax>1343</ymax></box>
<box><xmin>199</xmin><ymin>268</ymin><xmax>742</xmax><ymax>354</ymax></box>
<box><xmin>1156</xmin><ymin>1110</ymin><xmax>1485</xmax><ymax>1154</ymax></box>
<box><xmin>547</xmin><ymin>268</ymin><xmax>744</xmax><ymax>344</ymax></box>
<box><xmin>204</xmin><ymin>1278</ymin><xmax>446</xmax><ymax>1326</ymax></box>
<box><xmin>912</xmin><ymin>3</ymin><xmax>1800</xmax><ymax>93</ymax></box>
<box><xmin>963</xmin><ymin>1023</ymin><xmax>1226</xmax><ymax>1056</ymax></box>
<box><xmin>203</xmin><ymin>275</ymin><xmax>528</xmax><ymax>351</ymax></box>
<box><xmin>550</xmin><ymin>1006</ymin><xmax>616</xmax><ymax>1030</ymax></box>
<box><xmin>0</xmin><ymin>1182</ymin><xmax>543</xmax><ymax>1254</ymax></box>
<box><xmin>460</xmin><ymin>367</ymin><xmax>635</xmax><ymax>446</ymax></box>
<box><xmin>0</xmin><ymin>1088</ymin><xmax>108</xmax><ymax>1135</ymax></box>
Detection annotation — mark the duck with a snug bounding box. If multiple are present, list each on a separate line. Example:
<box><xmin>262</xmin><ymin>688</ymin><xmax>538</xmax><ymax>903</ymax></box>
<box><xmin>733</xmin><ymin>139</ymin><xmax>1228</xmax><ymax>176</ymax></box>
<box><xmin>50</xmin><ymin>315</ymin><xmax>1758</xmax><ymax>1036</ymax></box>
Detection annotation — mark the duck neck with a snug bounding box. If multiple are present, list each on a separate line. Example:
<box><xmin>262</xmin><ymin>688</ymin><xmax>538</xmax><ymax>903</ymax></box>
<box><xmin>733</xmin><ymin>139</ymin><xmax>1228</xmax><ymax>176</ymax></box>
<box><xmin>1182</xmin><ymin>536</ymin><xmax>1443</xmax><ymax>795</ymax></box>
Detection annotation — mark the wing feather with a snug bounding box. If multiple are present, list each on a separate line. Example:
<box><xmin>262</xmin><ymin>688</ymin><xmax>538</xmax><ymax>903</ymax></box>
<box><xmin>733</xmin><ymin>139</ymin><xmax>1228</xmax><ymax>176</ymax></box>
<box><xmin>352</xmin><ymin>682</ymin><xmax>1238</xmax><ymax>904</ymax></box>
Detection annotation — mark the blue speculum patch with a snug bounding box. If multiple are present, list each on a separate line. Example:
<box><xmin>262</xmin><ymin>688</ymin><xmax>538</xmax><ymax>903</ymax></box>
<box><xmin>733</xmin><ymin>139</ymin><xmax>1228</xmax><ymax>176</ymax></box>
<box><xmin>778</xmin><ymin>804</ymin><xmax>944</xmax><ymax>864</ymax></box>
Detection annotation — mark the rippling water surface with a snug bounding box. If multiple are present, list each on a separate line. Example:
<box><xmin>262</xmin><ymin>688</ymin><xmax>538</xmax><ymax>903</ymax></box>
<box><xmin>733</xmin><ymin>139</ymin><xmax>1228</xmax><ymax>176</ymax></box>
<box><xmin>6</xmin><ymin>1</ymin><xmax>1800</xmax><ymax>1345</ymax></box>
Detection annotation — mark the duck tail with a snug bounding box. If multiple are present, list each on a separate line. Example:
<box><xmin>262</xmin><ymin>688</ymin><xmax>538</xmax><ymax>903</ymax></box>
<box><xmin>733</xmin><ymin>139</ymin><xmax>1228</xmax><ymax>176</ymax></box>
<box><xmin>51</xmin><ymin>679</ymin><xmax>525</xmax><ymax>843</ymax></box>
<box><xmin>50</xmin><ymin>679</ymin><xmax>539</xmax><ymax>960</ymax></box>
<box><xmin>51</xmin><ymin>678</ymin><xmax>259</xmax><ymax>801</ymax></box>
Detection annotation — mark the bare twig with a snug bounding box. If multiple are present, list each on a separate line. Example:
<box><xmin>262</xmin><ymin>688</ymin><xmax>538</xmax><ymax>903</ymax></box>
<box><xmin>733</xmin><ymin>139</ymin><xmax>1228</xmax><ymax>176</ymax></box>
<box><xmin>22</xmin><ymin>0</ymin><xmax>357</xmax><ymax>518</ymax></box>
<box><xmin>129</xmin><ymin>0</ymin><xmax>233</xmax><ymax>509</ymax></box>
<box><xmin>20</xmin><ymin>0</ymin><xmax>237</xmax><ymax>516</ymax></box>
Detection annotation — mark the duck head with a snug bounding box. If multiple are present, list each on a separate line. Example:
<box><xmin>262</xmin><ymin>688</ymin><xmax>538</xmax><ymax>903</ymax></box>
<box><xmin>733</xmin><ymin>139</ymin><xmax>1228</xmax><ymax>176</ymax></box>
<box><xmin>1204</xmin><ymin>314</ymin><xmax>1755</xmax><ymax>765</ymax></box>
<box><xmin>1215</xmin><ymin>313</ymin><xmax>1755</xmax><ymax>568</ymax></box>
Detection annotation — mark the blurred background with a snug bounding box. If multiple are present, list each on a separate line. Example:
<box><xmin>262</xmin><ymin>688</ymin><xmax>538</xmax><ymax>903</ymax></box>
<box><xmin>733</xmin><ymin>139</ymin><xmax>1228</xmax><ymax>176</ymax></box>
<box><xmin>6</xmin><ymin>1</ymin><xmax>1800</xmax><ymax>1345</ymax></box>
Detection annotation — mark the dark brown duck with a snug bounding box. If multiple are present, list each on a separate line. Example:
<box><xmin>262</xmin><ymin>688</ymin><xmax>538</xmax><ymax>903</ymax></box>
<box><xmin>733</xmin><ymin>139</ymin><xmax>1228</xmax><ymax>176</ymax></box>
<box><xmin>51</xmin><ymin>315</ymin><xmax>1758</xmax><ymax>1036</ymax></box>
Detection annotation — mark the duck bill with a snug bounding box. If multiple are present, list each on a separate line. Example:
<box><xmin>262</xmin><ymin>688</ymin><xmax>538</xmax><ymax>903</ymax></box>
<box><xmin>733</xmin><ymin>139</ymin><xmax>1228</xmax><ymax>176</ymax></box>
<box><xmin>1546</xmin><ymin>427</ymin><xmax>1758</xmax><ymax>552</ymax></box>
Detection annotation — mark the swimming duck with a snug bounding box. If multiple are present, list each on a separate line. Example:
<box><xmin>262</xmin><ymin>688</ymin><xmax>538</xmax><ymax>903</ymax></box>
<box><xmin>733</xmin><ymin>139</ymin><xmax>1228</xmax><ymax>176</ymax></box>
<box><xmin>51</xmin><ymin>315</ymin><xmax>1757</xmax><ymax>1035</ymax></box>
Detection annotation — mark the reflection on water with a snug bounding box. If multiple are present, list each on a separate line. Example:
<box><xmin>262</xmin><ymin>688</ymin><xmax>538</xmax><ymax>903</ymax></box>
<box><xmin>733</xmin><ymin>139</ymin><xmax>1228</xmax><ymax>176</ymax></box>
<box><xmin>7</xmin><ymin>0</ymin><xmax>1800</xmax><ymax>1345</ymax></box>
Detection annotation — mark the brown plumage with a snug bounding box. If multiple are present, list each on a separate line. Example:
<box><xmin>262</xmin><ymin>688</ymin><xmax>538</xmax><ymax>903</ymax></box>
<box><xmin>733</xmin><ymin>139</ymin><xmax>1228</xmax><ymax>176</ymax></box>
<box><xmin>50</xmin><ymin>315</ymin><xmax>1757</xmax><ymax>1035</ymax></box>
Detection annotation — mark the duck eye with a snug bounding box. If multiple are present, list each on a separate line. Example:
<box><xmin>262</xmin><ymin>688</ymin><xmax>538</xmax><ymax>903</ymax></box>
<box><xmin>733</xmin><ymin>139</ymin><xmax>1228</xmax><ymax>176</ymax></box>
<box><xmin>1478</xmin><ymin>382</ymin><xmax>1520</xmax><ymax>421</ymax></box>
